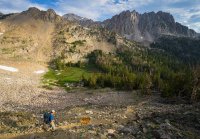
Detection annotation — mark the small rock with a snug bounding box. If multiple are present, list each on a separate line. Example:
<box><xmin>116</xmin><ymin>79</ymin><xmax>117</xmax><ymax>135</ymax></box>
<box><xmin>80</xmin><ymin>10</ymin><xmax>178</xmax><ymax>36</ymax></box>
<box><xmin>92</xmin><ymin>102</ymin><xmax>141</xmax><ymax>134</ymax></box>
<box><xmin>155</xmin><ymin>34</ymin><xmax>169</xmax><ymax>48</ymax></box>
<box><xmin>86</xmin><ymin>110</ymin><xmax>93</xmax><ymax>115</ymax></box>
<box><xmin>58</xmin><ymin>122</ymin><xmax>63</xmax><ymax>126</ymax></box>
<box><xmin>88</xmin><ymin>130</ymin><xmax>97</xmax><ymax>134</ymax></box>
<box><xmin>147</xmin><ymin>122</ymin><xmax>156</xmax><ymax>129</ymax></box>
<box><xmin>108</xmin><ymin>129</ymin><xmax>115</xmax><ymax>134</ymax></box>
<box><xmin>63</xmin><ymin>121</ymin><xmax>68</xmax><ymax>125</ymax></box>
<box><xmin>32</xmin><ymin>114</ymin><xmax>36</xmax><ymax>118</ymax></box>
<box><xmin>118</xmin><ymin>126</ymin><xmax>138</xmax><ymax>135</ymax></box>
<box><xmin>161</xmin><ymin>134</ymin><xmax>171</xmax><ymax>139</ymax></box>
<box><xmin>107</xmin><ymin>129</ymin><xmax>116</xmax><ymax>138</ymax></box>
<box><xmin>183</xmin><ymin>111</ymin><xmax>192</xmax><ymax>115</ymax></box>
<box><xmin>165</xmin><ymin>119</ymin><xmax>170</xmax><ymax>124</ymax></box>
<box><xmin>152</xmin><ymin>130</ymin><xmax>171</xmax><ymax>139</ymax></box>
<box><xmin>143</xmin><ymin>128</ymin><xmax>148</xmax><ymax>133</ymax></box>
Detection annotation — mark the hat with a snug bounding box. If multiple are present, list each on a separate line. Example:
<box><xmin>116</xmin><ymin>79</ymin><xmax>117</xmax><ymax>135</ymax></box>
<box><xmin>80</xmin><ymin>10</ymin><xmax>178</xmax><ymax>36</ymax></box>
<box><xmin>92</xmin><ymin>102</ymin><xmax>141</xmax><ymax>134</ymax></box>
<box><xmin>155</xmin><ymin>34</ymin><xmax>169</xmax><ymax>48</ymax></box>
<box><xmin>51</xmin><ymin>110</ymin><xmax>55</xmax><ymax>113</ymax></box>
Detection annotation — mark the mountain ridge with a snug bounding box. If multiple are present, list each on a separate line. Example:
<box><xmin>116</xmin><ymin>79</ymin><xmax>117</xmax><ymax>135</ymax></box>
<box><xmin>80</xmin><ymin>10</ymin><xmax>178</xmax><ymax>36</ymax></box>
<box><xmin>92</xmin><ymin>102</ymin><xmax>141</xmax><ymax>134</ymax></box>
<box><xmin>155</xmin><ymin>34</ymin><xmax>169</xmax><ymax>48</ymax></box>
<box><xmin>2</xmin><ymin>8</ymin><xmax>198</xmax><ymax>42</ymax></box>
<box><xmin>103</xmin><ymin>10</ymin><xmax>198</xmax><ymax>42</ymax></box>
<box><xmin>63</xmin><ymin>10</ymin><xmax>199</xmax><ymax>43</ymax></box>
<box><xmin>0</xmin><ymin>7</ymin><xmax>199</xmax><ymax>63</ymax></box>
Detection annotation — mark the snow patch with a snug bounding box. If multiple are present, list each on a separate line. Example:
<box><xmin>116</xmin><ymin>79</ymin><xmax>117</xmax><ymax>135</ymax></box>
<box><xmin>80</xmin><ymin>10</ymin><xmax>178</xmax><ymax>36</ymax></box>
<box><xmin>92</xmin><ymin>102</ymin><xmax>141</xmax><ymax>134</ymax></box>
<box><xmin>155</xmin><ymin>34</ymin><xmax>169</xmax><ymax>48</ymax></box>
<box><xmin>5</xmin><ymin>78</ymin><xmax>11</xmax><ymax>80</ymax></box>
<box><xmin>34</xmin><ymin>70</ymin><xmax>45</xmax><ymax>74</ymax></box>
<box><xmin>84</xmin><ymin>27</ymin><xmax>90</xmax><ymax>30</ymax></box>
<box><xmin>0</xmin><ymin>65</ymin><xmax>19</xmax><ymax>72</ymax></box>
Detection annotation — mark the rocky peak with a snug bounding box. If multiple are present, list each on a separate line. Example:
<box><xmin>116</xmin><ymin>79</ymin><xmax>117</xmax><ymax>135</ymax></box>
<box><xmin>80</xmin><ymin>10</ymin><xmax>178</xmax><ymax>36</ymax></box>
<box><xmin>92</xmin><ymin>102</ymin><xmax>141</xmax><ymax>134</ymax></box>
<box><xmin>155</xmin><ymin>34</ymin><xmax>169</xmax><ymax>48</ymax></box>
<box><xmin>63</xmin><ymin>13</ymin><xmax>85</xmax><ymax>21</ymax></box>
<box><xmin>131</xmin><ymin>10</ymin><xmax>139</xmax><ymax>15</ymax></box>
<box><xmin>62</xmin><ymin>13</ymin><xmax>98</xmax><ymax>27</ymax></box>
<box><xmin>47</xmin><ymin>9</ymin><xmax>56</xmax><ymax>15</ymax></box>
<box><xmin>45</xmin><ymin>8</ymin><xmax>60</xmax><ymax>22</ymax></box>
<box><xmin>116</xmin><ymin>10</ymin><xmax>132</xmax><ymax>18</ymax></box>
<box><xmin>156</xmin><ymin>11</ymin><xmax>175</xmax><ymax>23</ymax></box>
<box><xmin>22</xmin><ymin>7</ymin><xmax>62</xmax><ymax>22</ymax></box>
<box><xmin>27</xmin><ymin>7</ymin><xmax>40</xmax><ymax>13</ymax></box>
<box><xmin>102</xmin><ymin>10</ymin><xmax>198</xmax><ymax>43</ymax></box>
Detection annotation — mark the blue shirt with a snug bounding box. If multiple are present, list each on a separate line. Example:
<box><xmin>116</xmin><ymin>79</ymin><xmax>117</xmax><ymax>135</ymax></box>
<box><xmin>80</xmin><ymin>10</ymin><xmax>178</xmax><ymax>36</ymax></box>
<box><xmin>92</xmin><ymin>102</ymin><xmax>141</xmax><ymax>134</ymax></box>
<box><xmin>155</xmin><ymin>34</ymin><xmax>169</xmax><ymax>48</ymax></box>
<box><xmin>49</xmin><ymin>113</ymin><xmax>54</xmax><ymax>122</ymax></box>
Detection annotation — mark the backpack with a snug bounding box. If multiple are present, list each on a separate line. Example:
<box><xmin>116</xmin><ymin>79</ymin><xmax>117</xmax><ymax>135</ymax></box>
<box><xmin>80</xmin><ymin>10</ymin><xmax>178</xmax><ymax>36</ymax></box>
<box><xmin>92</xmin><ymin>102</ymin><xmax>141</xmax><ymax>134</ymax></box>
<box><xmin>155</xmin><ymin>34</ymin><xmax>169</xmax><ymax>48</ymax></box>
<box><xmin>43</xmin><ymin>112</ymin><xmax>51</xmax><ymax>124</ymax></box>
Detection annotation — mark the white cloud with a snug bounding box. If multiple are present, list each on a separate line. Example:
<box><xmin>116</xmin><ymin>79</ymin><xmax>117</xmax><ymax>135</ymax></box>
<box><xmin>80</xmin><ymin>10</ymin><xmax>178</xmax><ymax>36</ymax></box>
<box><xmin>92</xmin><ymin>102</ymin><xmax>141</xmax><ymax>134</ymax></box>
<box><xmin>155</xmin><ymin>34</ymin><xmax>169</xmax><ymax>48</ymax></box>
<box><xmin>0</xmin><ymin>0</ymin><xmax>46</xmax><ymax>13</ymax></box>
<box><xmin>163</xmin><ymin>7</ymin><xmax>200</xmax><ymax>32</ymax></box>
<box><xmin>55</xmin><ymin>0</ymin><xmax>154</xmax><ymax>20</ymax></box>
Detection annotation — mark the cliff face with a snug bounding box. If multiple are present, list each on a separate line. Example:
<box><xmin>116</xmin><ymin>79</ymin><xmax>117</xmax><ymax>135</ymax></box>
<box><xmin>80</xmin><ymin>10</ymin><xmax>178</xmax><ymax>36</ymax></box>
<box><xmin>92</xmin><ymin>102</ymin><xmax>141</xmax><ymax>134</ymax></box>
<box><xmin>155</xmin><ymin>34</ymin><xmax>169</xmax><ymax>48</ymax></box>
<box><xmin>102</xmin><ymin>10</ymin><xmax>198</xmax><ymax>42</ymax></box>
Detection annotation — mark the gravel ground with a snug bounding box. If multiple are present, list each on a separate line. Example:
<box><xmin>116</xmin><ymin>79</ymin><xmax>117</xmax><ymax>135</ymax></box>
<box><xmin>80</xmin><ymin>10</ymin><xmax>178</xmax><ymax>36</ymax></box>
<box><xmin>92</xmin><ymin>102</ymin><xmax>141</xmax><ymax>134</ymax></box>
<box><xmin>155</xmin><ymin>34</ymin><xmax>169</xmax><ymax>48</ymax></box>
<box><xmin>0</xmin><ymin>60</ymin><xmax>139</xmax><ymax>112</ymax></box>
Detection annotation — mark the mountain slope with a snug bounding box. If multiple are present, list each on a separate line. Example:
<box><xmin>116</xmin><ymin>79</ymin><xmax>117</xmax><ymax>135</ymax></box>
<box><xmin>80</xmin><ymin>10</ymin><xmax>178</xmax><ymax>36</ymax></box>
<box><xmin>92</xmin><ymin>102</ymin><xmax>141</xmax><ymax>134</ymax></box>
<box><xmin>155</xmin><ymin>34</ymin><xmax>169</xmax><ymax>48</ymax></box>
<box><xmin>0</xmin><ymin>8</ymin><xmax>126</xmax><ymax>63</ymax></box>
<box><xmin>0</xmin><ymin>8</ymin><xmax>57</xmax><ymax>62</ymax></box>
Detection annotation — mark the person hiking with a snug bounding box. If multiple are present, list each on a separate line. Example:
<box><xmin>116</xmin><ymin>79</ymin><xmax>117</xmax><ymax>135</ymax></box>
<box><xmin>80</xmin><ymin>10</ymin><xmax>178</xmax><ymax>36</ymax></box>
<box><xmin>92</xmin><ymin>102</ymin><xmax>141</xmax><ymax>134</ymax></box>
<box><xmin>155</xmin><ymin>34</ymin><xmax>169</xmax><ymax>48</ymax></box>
<box><xmin>49</xmin><ymin>110</ymin><xmax>56</xmax><ymax>131</ymax></box>
<box><xmin>43</xmin><ymin>110</ymin><xmax>56</xmax><ymax>131</ymax></box>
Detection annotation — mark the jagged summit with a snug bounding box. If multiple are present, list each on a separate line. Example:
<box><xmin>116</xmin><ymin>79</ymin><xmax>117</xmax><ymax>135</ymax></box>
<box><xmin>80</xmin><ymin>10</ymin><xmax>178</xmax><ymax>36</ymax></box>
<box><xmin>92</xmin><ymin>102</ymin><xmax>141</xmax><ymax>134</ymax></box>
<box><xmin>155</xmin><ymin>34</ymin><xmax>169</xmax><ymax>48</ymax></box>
<box><xmin>62</xmin><ymin>9</ymin><xmax>198</xmax><ymax>43</ymax></box>
<box><xmin>102</xmin><ymin>10</ymin><xmax>198</xmax><ymax>43</ymax></box>
<box><xmin>22</xmin><ymin>7</ymin><xmax>62</xmax><ymax>22</ymax></box>
<box><xmin>47</xmin><ymin>8</ymin><xmax>56</xmax><ymax>14</ymax></box>
<box><xmin>27</xmin><ymin>7</ymin><xmax>40</xmax><ymax>12</ymax></box>
<box><xmin>63</xmin><ymin>13</ymin><xmax>88</xmax><ymax>21</ymax></box>
<box><xmin>62</xmin><ymin>13</ymin><xmax>99</xmax><ymax>27</ymax></box>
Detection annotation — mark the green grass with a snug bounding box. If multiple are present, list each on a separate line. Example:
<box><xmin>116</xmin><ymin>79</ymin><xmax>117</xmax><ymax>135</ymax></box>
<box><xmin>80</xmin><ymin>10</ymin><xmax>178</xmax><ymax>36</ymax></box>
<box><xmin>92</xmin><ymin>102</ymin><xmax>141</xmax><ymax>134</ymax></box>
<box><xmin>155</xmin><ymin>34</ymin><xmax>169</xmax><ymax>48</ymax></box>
<box><xmin>43</xmin><ymin>65</ymin><xmax>98</xmax><ymax>87</ymax></box>
<box><xmin>1</xmin><ymin>48</ymin><xmax>15</xmax><ymax>54</ymax></box>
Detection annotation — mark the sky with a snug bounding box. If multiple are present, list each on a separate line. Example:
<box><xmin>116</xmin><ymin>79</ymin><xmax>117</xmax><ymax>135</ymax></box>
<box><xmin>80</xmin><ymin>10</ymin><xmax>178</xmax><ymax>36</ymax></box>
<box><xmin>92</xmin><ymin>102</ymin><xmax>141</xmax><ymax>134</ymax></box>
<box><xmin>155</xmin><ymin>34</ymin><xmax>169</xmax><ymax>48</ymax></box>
<box><xmin>0</xmin><ymin>0</ymin><xmax>199</xmax><ymax>32</ymax></box>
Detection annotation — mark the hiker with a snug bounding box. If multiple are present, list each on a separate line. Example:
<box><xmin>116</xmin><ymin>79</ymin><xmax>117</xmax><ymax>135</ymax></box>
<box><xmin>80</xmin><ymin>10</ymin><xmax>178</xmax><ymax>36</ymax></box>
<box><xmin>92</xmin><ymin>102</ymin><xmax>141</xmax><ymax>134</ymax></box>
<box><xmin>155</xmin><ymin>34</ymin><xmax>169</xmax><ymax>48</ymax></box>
<box><xmin>49</xmin><ymin>110</ymin><xmax>56</xmax><ymax>130</ymax></box>
<box><xmin>43</xmin><ymin>110</ymin><xmax>56</xmax><ymax>131</ymax></box>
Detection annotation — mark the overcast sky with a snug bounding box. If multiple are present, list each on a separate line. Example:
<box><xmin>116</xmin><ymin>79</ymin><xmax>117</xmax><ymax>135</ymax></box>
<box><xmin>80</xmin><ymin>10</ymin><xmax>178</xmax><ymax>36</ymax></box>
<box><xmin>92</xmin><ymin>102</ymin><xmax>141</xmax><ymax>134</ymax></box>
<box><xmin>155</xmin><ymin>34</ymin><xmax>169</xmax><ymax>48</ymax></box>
<box><xmin>0</xmin><ymin>0</ymin><xmax>199</xmax><ymax>32</ymax></box>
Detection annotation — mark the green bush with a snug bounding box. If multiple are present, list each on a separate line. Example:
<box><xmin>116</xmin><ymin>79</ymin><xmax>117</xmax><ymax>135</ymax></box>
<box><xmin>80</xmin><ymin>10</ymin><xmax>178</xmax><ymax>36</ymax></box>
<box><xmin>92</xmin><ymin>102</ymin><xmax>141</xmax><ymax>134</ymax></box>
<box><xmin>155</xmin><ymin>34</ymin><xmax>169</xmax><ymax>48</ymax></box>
<box><xmin>160</xmin><ymin>72</ymin><xmax>193</xmax><ymax>98</ymax></box>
